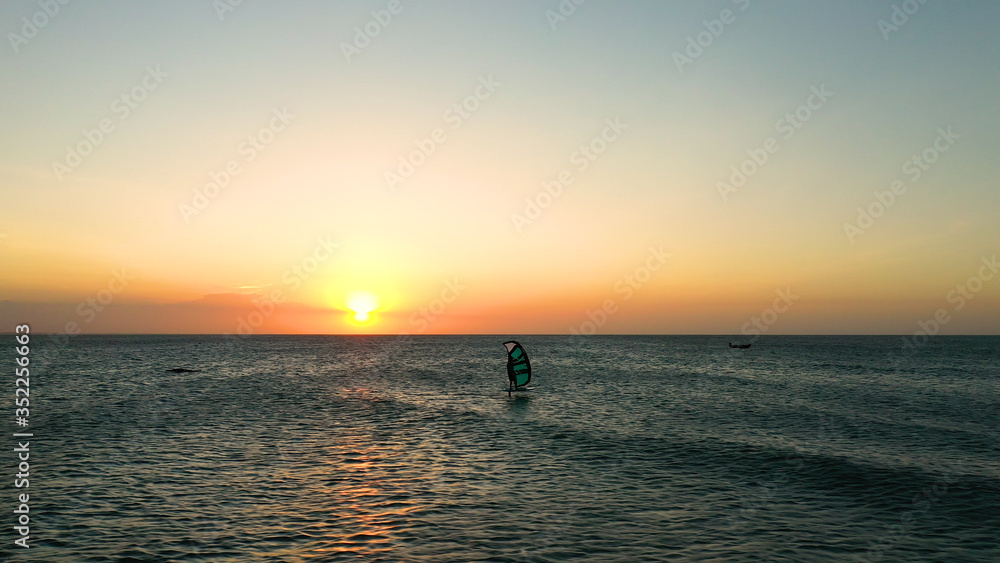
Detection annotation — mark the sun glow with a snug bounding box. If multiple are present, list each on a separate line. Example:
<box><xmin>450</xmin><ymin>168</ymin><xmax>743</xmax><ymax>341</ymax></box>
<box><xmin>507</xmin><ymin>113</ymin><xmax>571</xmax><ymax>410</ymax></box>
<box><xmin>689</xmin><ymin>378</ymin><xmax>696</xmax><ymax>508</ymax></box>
<box><xmin>346</xmin><ymin>291</ymin><xmax>378</xmax><ymax>323</ymax></box>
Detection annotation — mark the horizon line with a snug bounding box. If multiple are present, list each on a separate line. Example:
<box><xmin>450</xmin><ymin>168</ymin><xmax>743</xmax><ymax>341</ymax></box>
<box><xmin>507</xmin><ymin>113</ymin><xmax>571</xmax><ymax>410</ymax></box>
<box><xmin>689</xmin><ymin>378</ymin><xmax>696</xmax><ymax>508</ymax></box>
<box><xmin>4</xmin><ymin>333</ymin><xmax>998</xmax><ymax>337</ymax></box>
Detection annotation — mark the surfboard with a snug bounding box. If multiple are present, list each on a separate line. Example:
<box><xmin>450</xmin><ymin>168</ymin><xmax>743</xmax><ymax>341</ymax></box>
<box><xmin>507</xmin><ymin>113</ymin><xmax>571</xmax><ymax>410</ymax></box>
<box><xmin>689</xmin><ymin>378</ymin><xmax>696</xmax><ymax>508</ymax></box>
<box><xmin>503</xmin><ymin>387</ymin><xmax>534</xmax><ymax>393</ymax></box>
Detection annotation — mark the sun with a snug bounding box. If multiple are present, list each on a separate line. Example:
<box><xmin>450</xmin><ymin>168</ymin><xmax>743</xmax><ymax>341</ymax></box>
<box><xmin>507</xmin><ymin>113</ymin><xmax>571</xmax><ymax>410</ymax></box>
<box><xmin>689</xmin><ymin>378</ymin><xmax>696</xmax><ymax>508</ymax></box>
<box><xmin>346</xmin><ymin>291</ymin><xmax>378</xmax><ymax>323</ymax></box>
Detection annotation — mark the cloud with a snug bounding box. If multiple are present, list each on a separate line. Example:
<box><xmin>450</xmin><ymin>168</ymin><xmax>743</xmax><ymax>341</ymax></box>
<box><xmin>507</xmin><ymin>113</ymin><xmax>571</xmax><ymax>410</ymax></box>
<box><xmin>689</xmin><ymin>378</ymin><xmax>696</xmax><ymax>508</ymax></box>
<box><xmin>0</xmin><ymin>294</ymin><xmax>338</xmax><ymax>334</ymax></box>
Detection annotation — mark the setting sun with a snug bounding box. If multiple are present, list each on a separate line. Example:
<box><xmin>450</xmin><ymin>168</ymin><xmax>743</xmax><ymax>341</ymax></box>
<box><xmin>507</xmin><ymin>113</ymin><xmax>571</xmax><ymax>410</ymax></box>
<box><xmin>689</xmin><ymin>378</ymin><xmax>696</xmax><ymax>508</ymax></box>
<box><xmin>346</xmin><ymin>292</ymin><xmax>378</xmax><ymax>323</ymax></box>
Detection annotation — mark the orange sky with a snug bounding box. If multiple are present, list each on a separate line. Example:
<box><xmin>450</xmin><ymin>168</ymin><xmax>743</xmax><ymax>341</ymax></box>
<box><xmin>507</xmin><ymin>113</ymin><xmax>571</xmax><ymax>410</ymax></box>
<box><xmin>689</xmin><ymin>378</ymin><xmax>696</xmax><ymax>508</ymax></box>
<box><xmin>2</xmin><ymin>2</ymin><xmax>999</xmax><ymax>335</ymax></box>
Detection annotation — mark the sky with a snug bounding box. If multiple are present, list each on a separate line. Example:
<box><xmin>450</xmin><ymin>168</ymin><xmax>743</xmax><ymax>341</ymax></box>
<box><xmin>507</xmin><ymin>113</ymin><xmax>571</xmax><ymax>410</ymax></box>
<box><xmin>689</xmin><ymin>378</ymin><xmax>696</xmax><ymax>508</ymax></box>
<box><xmin>1</xmin><ymin>0</ymin><xmax>998</xmax><ymax>336</ymax></box>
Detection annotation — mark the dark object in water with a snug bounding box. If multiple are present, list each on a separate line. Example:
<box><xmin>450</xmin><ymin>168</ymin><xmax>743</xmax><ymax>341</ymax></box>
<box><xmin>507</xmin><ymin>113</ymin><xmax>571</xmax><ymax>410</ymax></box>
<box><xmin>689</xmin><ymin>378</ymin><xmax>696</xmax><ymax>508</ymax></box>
<box><xmin>165</xmin><ymin>368</ymin><xmax>200</xmax><ymax>373</ymax></box>
<box><xmin>728</xmin><ymin>343</ymin><xmax>752</xmax><ymax>349</ymax></box>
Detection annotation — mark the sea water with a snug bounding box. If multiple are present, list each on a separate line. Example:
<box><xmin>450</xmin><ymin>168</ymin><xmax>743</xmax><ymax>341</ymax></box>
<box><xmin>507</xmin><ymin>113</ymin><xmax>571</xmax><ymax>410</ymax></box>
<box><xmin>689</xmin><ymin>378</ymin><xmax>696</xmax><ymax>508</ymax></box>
<box><xmin>1</xmin><ymin>335</ymin><xmax>997</xmax><ymax>561</ymax></box>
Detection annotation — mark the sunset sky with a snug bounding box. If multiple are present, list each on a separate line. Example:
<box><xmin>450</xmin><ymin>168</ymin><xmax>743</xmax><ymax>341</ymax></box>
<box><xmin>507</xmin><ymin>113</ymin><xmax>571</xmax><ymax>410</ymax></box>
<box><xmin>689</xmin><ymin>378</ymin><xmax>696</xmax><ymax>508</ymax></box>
<box><xmin>1</xmin><ymin>0</ymin><xmax>998</xmax><ymax>335</ymax></box>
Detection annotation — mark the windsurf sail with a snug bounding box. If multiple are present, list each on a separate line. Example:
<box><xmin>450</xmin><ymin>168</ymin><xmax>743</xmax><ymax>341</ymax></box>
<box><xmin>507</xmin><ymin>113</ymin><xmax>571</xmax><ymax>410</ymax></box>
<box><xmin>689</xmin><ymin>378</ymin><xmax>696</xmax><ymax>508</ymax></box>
<box><xmin>503</xmin><ymin>341</ymin><xmax>531</xmax><ymax>388</ymax></box>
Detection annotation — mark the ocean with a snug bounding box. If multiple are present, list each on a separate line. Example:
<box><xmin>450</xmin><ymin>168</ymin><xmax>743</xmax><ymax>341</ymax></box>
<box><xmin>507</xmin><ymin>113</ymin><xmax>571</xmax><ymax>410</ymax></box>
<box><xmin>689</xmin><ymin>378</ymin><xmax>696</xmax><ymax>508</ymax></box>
<box><xmin>2</xmin><ymin>335</ymin><xmax>998</xmax><ymax>561</ymax></box>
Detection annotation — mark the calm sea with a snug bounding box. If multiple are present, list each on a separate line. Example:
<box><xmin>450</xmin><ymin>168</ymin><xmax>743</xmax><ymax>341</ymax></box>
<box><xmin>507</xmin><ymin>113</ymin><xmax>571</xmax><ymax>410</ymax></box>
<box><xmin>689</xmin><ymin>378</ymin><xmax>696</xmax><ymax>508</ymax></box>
<box><xmin>1</xmin><ymin>335</ymin><xmax>998</xmax><ymax>562</ymax></box>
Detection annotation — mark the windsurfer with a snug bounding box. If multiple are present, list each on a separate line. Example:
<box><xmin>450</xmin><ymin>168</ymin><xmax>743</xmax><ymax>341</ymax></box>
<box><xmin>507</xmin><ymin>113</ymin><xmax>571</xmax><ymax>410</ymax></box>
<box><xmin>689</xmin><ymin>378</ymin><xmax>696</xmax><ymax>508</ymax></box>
<box><xmin>503</xmin><ymin>341</ymin><xmax>531</xmax><ymax>395</ymax></box>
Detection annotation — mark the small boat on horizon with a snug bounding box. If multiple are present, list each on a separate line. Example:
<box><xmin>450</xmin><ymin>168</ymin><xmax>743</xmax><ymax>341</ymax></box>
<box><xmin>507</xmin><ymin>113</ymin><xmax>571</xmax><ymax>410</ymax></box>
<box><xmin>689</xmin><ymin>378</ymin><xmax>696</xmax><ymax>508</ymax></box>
<box><xmin>728</xmin><ymin>342</ymin><xmax>752</xmax><ymax>349</ymax></box>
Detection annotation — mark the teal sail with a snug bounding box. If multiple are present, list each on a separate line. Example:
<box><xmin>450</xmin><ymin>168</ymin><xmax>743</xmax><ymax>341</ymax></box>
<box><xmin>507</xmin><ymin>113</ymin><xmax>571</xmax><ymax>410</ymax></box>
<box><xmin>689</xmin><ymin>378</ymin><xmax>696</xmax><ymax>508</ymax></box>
<box><xmin>503</xmin><ymin>341</ymin><xmax>531</xmax><ymax>388</ymax></box>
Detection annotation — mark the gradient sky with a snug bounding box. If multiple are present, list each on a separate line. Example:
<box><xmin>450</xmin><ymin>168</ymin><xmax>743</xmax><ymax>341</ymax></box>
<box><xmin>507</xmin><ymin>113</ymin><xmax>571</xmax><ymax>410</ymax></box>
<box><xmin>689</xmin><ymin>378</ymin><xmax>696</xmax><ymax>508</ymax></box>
<box><xmin>1</xmin><ymin>0</ymin><xmax>998</xmax><ymax>335</ymax></box>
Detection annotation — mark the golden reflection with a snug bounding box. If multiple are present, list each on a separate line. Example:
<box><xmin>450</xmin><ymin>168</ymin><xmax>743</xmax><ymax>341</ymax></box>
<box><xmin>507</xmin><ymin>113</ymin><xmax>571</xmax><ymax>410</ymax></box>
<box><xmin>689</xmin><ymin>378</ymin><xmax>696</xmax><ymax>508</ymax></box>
<box><xmin>299</xmin><ymin>434</ymin><xmax>424</xmax><ymax>558</ymax></box>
